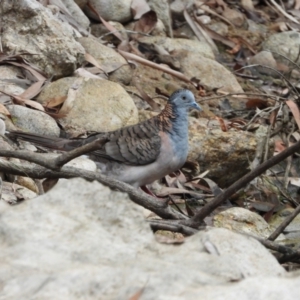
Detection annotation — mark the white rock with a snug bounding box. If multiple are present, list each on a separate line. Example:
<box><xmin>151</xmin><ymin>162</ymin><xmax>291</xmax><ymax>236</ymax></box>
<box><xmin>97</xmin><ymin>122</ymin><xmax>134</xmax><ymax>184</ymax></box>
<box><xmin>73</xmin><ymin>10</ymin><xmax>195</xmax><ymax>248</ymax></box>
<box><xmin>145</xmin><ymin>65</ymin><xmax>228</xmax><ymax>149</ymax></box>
<box><xmin>0</xmin><ymin>178</ymin><xmax>293</xmax><ymax>299</ymax></box>
<box><xmin>37</xmin><ymin>77</ymin><xmax>139</xmax><ymax>135</ymax></box>
<box><xmin>84</xmin><ymin>0</ymin><xmax>132</xmax><ymax>23</ymax></box>
<box><xmin>1</xmin><ymin>0</ymin><xmax>85</xmax><ymax>78</ymax></box>
<box><xmin>7</xmin><ymin>105</ymin><xmax>60</xmax><ymax>137</ymax></box>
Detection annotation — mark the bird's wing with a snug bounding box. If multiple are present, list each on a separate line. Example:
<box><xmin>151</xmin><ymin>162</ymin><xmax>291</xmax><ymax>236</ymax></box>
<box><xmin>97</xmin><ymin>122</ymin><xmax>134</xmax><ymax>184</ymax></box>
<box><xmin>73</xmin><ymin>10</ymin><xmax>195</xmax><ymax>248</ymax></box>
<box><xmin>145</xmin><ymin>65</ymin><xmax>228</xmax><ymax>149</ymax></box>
<box><xmin>6</xmin><ymin>117</ymin><xmax>163</xmax><ymax>166</ymax></box>
<box><xmin>92</xmin><ymin>119</ymin><xmax>162</xmax><ymax>165</ymax></box>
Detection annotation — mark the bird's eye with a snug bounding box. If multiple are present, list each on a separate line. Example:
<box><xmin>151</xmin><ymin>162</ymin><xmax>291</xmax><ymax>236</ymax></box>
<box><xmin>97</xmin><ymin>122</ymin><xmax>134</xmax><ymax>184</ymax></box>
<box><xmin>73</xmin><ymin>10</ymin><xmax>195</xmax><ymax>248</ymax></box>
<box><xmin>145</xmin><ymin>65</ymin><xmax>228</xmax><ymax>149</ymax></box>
<box><xmin>182</xmin><ymin>96</ymin><xmax>186</xmax><ymax>100</ymax></box>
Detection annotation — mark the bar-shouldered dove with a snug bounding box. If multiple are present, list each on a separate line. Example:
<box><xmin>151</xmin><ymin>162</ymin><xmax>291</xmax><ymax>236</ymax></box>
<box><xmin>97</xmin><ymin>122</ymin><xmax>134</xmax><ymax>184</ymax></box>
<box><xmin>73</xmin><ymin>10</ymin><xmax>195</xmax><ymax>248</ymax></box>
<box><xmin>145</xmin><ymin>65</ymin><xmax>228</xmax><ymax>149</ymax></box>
<box><xmin>7</xmin><ymin>89</ymin><xmax>201</xmax><ymax>187</ymax></box>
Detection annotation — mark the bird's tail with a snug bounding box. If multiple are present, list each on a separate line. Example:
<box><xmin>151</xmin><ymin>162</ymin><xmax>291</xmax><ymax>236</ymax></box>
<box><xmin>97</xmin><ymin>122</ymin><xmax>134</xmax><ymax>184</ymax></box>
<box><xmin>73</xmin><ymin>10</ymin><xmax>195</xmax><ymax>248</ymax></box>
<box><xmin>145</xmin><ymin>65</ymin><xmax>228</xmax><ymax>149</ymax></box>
<box><xmin>6</xmin><ymin>131</ymin><xmax>95</xmax><ymax>151</ymax></box>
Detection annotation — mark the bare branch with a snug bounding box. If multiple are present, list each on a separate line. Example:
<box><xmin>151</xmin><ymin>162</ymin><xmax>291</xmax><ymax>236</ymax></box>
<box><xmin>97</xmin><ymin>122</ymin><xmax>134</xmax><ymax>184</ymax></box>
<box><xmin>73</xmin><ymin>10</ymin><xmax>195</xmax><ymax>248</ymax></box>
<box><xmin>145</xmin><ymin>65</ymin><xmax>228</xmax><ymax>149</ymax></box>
<box><xmin>0</xmin><ymin>159</ymin><xmax>186</xmax><ymax>220</ymax></box>
<box><xmin>268</xmin><ymin>204</ymin><xmax>300</xmax><ymax>241</ymax></box>
<box><xmin>182</xmin><ymin>139</ymin><xmax>300</xmax><ymax>228</ymax></box>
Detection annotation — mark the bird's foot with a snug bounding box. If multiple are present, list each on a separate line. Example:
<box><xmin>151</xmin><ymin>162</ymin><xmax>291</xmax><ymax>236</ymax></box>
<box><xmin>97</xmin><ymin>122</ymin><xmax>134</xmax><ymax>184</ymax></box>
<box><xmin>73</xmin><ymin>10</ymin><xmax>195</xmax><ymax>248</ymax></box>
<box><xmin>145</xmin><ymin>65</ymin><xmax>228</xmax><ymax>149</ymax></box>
<box><xmin>141</xmin><ymin>185</ymin><xmax>164</xmax><ymax>199</ymax></box>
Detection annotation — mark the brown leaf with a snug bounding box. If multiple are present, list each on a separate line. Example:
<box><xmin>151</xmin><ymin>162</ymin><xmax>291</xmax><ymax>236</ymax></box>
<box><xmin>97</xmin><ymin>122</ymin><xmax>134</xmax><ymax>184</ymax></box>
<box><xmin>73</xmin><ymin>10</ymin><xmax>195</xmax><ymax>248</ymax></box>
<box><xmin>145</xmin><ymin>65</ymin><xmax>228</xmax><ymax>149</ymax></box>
<box><xmin>133</xmin><ymin>10</ymin><xmax>157</xmax><ymax>35</ymax></box>
<box><xmin>0</xmin><ymin>103</ymin><xmax>11</xmax><ymax>117</ymax></box>
<box><xmin>269</xmin><ymin>21</ymin><xmax>289</xmax><ymax>32</ymax></box>
<box><xmin>246</xmin><ymin>98</ymin><xmax>269</xmax><ymax>109</ymax></box>
<box><xmin>84</xmin><ymin>53</ymin><xmax>108</xmax><ymax>74</ymax></box>
<box><xmin>0</xmin><ymin>89</ymin><xmax>45</xmax><ymax>111</ymax></box>
<box><xmin>269</xmin><ymin>108</ymin><xmax>279</xmax><ymax>127</ymax></box>
<box><xmin>226</xmin><ymin>38</ymin><xmax>241</xmax><ymax>54</ymax></box>
<box><xmin>134</xmin><ymin>82</ymin><xmax>160</xmax><ymax>111</ymax></box>
<box><xmin>45</xmin><ymin>96</ymin><xmax>68</xmax><ymax>108</ymax></box>
<box><xmin>275</xmin><ymin>140</ymin><xmax>286</xmax><ymax>153</ymax></box>
<box><xmin>286</xmin><ymin>100</ymin><xmax>300</xmax><ymax>130</ymax></box>
<box><xmin>86</xmin><ymin>2</ymin><xmax>125</xmax><ymax>41</ymax></box>
<box><xmin>118</xmin><ymin>50</ymin><xmax>191</xmax><ymax>83</ymax></box>
<box><xmin>19</xmin><ymin>80</ymin><xmax>45</xmax><ymax>99</ymax></box>
<box><xmin>157</xmin><ymin>187</ymin><xmax>203</xmax><ymax>198</ymax></box>
<box><xmin>131</xmin><ymin>0</ymin><xmax>150</xmax><ymax>19</ymax></box>
<box><xmin>21</xmin><ymin>99</ymin><xmax>45</xmax><ymax>111</ymax></box>
<box><xmin>8</xmin><ymin>61</ymin><xmax>46</xmax><ymax>81</ymax></box>
<box><xmin>200</xmin><ymin>178</ymin><xmax>223</xmax><ymax>197</ymax></box>
<box><xmin>215</xmin><ymin>116</ymin><xmax>228</xmax><ymax>131</ymax></box>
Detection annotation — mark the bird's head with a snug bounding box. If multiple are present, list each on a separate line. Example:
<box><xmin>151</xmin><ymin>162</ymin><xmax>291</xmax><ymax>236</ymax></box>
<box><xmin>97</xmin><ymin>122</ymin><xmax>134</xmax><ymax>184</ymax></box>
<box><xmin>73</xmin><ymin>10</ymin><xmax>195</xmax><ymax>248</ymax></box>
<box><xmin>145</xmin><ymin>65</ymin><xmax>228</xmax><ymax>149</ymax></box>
<box><xmin>169</xmin><ymin>89</ymin><xmax>201</xmax><ymax>111</ymax></box>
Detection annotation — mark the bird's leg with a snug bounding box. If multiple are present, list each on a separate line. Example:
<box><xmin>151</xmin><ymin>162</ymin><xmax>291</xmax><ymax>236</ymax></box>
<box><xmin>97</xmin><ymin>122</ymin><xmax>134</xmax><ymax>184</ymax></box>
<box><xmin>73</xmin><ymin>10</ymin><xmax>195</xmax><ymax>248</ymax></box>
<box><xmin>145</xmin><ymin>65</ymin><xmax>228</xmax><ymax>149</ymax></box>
<box><xmin>141</xmin><ymin>185</ymin><xmax>166</xmax><ymax>200</ymax></box>
<box><xmin>141</xmin><ymin>185</ymin><xmax>156</xmax><ymax>197</ymax></box>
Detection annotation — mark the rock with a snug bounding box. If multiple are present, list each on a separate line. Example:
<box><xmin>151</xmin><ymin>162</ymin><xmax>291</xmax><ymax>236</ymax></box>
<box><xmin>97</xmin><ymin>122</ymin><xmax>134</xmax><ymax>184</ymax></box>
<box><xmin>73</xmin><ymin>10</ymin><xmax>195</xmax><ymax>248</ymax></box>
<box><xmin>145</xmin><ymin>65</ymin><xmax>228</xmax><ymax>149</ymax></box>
<box><xmin>78</xmin><ymin>36</ymin><xmax>132</xmax><ymax>85</ymax></box>
<box><xmin>213</xmin><ymin>207</ymin><xmax>284</xmax><ymax>240</ymax></box>
<box><xmin>74</xmin><ymin>0</ymin><xmax>88</xmax><ymax>9</ymax></box>
<box><xmin>37</xmin><ymin>77</ymin><xmax>139</xmax><ymax>135</ymax></box>
<box><xmin>248</xmin><ymin>51</ymin><xmax>278</xmax><ymax>76</ymax></box>
<box><xmin>91</xmin><ymin>21</ymin><xmax>128</xmax><ymax>42</ymax></box>
<box><xmin>61</xmin><ymin>0</ymin><xmax>90</xmax><ymax>29</ymax></box>
<box><xmin>179</xmin><ymin>53</ymin><xmax>243</xmax><ymax>93</ymax></box>
<box><xmin>188</xmin><ymin>119</ymin><xmax>256</xmax><ymax>187</ymax></box>
<box><xmin>138</xmin><ymin>36</ymin><xmax>215</xmax><ymax>60</ymax></box>
<box><xmin>0</xmin><ymin>0</ymin><xmax>85</xmax><ymax>78</ymax></box>
<box><xmin>1</xmin><ymin>180</ymin><xmax>37</xmax><ymax>204</ymax></box>
<box><xmin>151</xmin><ymin>18</ymin><xmax>167</xmax><ymax>37</ymax></box>
<box><xmin>15</xmin><ymin>176</ymin><xmax>39</xmax><ymax>194</ymax></box>
<box><xmin>37</xmin><ymin>77</ymin><xmax>76</xmax><ymax>104</ymax></box>
<box><xmin>247</xmin><ymin>19</ymin><xmax>268</xmax><ymax>36</ymax></box>
<box><xmin>7</xmin><ymin>105</ymin><xmax>60</xmax><ymax>137</ymax></box>
<box><xmin>148</xmin><ymin>0</ymin><xmax>173</xmax><ymax>37</ymax></box>
<box><xmin>270</xmin><ymin>208</ymin><xmax>300</xmax><ymax>242</ymax></box>
<box><xmin>84</xmin><ymin>0</ymin><xmax>132</xmax><ymax>23</ymax></box>
<box><xmin>65</xmin><ymin>156</ymin><xmax>97</xmax><ymax>172</ymax></box>
<box><xmin>222</xmin><ymin>7</ymin><xmax>245</xmax><ymax>27</ymax></box>
<box><xmin>262</xmin><ymin>31</ymin><xmax>300</xmax><ymax>65</ymax></box>
<box><xmin>173</xmin><ymin>23</ymin><xmax>197</xmax><ymax>39</ymax></box>
<box><xmin>0</xmin><ymin>65</ymin><xmax>27</xmax><ymax>95</ymax></box>
<box><xmin>170</xmin><ymin>0</ymin><xmax>186</xmax><ymax>20</ymax></box>
<box><xmin>0</xmin><ymin>178</ymin><xmax>290</xmax><ymax>299</ymax></box>
<box><xmin>207</xmin><ymin>21</ymin><xmax>228</xmax><ymax>36</ymax></box>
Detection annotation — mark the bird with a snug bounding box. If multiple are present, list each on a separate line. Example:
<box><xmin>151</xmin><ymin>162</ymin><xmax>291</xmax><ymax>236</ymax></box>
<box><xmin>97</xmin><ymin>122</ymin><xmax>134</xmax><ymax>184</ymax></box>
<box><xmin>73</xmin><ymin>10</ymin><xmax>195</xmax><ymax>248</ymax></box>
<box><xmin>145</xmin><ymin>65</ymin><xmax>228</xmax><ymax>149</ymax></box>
<box><xmin>7</xmin><ymin>89</ymin><xmax>201</xmax><ymax>188</ymax></box>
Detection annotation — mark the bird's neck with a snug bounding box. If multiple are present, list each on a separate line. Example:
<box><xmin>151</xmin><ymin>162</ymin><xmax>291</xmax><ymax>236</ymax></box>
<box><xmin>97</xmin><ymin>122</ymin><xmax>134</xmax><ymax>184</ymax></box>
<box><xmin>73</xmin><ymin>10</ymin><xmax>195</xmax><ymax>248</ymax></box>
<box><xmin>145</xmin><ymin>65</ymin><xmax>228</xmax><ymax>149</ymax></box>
<box><xmin>157</xmin><ymin>102</ymin><xmax>188</xmax><ymax>134</ymax></box>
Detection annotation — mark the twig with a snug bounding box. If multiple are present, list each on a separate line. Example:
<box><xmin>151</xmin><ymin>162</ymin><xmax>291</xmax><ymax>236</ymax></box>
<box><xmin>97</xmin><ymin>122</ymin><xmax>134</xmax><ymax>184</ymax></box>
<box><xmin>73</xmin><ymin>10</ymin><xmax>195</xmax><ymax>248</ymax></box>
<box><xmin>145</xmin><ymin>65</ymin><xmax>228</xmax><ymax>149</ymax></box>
<box><xmin>268</xmin><ymin>204</ymin><xmax>300</xmax><ymax>241</ymax></box>
<box><xmin>263</xmin><ymin>125</ymin><xmax>272</xmax><ymax>162</ymax></box>
<box><xmin>0</xmin><ymin>138</ymin><xmax>107</xmax><ymax>171</ymax></box>
<box><xmin>34</xmin><ymin>179</ymin><xmax>44</xmax><ymax>195</ymax></box>
<box><xmin>200</xmin><ymin>92</ymin><xmax>286</xmax><ymax>103</ymax></box>
<box><xmin>53</xmin><ymin>138</ymin><xmax>107</xmax><ymax>168</ymax></box>
<box><xmin>284</xmin><ymin>121</ymin><xmax>295</xmax><ymax>189</ymax></box>
<box><xmin>235</xmin><ymin>64</ymin><xmax>300</xmax><ymax>99</ymax></box>
<box><xmin>149</xmin><ymin>219</ymin><xmax>199</xmax><ymax>236</ymax></box>
<box><xmin>266</xmin><ymin>50</ymin><xmax>300</xmax><ymax>71</ymax></box>
<box><xmin>99</xmin><ymin>29</ymin><xmax>151</xmax><ymax>39</ymax></box>
<box><xmin>181</xmin><ymin>139</ymin><xmax>300</xmax><ymax>228</ymax></box>
<box><xmin>251</xmin><ymin>235</ymin><xmax>294</xmax><ymax>255</ymax></box>
<box><xmin>244</xmin><ymin>106</ymin><xmax>280</xmax><ymax>131</ymax></box>
<box><xmin>278</xmin><ymin>251</ymin><xmax>300</xmax><ymax>264</ymax></box>
<box><xmin>118</xmin><ymin>50</ymin><xmax>192</xmax><ymax>83</ymax></box>
<box><xmin>266</xmin><ymin>170</ymin><xmax>298</xmax><ymax>206</ymax></box>
<box><xmin>0</xmin><ymin>159</ymin><xmax>187</xmax><ymax>220</ymax></box>
<box><xmin>269</xmin><ymin>0</ymin><xmax>299</xmax><ymax>24</ymax></box>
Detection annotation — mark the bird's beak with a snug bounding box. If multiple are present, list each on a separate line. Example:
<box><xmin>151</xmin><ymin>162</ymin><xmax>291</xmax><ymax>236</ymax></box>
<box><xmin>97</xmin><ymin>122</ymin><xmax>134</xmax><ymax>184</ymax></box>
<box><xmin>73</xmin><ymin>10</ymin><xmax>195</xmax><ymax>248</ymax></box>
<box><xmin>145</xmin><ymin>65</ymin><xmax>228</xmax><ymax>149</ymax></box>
<box><xmin>191</xmin><ymin>102</ymin><xmax>202</xmax><ymax>111</ymax></box>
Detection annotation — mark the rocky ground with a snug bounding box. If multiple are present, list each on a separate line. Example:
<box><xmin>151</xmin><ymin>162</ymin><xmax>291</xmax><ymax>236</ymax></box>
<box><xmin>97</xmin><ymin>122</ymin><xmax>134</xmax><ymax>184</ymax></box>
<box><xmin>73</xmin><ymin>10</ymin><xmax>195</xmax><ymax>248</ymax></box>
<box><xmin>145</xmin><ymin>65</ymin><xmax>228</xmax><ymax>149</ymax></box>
<box><xmin>1</xmin><ymin>0</ymin><xmax>300</xmax><ymax>298</ymax></box>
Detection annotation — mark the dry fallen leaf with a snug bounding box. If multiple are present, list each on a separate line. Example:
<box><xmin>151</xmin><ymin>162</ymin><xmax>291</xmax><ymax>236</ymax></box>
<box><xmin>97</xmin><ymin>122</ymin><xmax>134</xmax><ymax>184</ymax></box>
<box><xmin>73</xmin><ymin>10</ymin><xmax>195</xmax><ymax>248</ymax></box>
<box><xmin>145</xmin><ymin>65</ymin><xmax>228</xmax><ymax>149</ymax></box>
<box><xmin>133</xmin><ymin>10</ymin><xmax>157</xmax><ymax>35</ymax></box>
<box><xmin>131</xmin><ymin>0</ymin><xmax>151</xmax><ymax>20</ymax></box>
<box><xmin>286</xmin><ymin>100</ymin><xmax>300</xmax><ymax>131</ymax></box>
<box><xmin>19</xmin><ymin>80</ymin><xmax>45</xmax><ymax>99</ymax></box>
<box><xmin>45</xmin><ymin>95</ymin><xmax>68</xmax><ymax>108</ymax></box>
<box><xmin>0</xmin><ymin>103</ymin><xmax>11</xmax><ymax>117</ymax></box>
